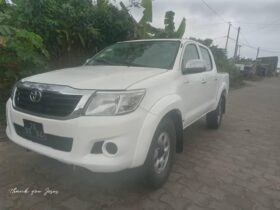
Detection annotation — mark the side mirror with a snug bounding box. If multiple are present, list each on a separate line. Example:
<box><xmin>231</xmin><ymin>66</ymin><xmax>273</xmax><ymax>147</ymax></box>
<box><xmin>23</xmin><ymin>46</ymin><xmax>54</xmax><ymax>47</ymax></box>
<box><xmin>183</xmin><ymin>59</ymin><xmax>206</xmax><ymax>74</ymax></box>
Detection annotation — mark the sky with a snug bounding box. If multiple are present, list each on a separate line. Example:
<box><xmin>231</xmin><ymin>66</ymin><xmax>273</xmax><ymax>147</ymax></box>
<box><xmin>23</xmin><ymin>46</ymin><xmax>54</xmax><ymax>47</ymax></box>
<box><xmin>115</xmin><ymin>0</ymin><xmax>280</xmax><ymax>66</ymax></box>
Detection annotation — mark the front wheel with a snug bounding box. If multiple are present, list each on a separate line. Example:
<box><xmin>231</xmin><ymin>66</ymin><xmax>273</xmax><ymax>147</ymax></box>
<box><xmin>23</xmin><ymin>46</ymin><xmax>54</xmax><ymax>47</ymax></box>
<box><xmin>206</xmin><ymin>97</ymin><xmax>224</xmax><ymax>129</ymax></box>
<box><xmin>143</xmin><ymin>118</ymin><xmax>176</xmax><ymax>189</ymax></box>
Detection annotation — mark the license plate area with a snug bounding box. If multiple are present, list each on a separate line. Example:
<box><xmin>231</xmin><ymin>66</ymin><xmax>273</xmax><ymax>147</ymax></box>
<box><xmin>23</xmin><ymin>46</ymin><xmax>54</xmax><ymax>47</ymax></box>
<box><xmin>23</xmin><ymin>120</ymin><xmax>46</xmax><ymax>141</ymax></box>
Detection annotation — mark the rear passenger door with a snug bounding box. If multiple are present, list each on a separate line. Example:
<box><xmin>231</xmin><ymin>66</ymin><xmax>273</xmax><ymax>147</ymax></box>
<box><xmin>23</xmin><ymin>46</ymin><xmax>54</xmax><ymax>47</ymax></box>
<box><xmin>198</xmin><ymin>45</ymin><xmax>218</xmax><ymax>111</ymax></box>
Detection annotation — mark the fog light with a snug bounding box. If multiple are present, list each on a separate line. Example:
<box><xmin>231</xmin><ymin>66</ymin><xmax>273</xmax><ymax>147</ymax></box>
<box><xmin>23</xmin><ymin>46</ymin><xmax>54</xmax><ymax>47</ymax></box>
<box><xmin>104</xmin><ymin>142</ymin><xmax>118</xmax><ymax>155</ymax></box>
<box><xmin>91</xmin><ymin>141</ymin><xmax>104</xmax><ymax>154</ymax></box>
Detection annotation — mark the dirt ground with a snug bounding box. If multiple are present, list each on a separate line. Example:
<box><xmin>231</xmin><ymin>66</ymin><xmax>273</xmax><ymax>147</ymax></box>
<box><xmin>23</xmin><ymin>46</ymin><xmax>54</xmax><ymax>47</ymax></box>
<box><xmin>0</xmin><ymin>77</ymin><xmax>280</xmax><ymax>210</ymax></box>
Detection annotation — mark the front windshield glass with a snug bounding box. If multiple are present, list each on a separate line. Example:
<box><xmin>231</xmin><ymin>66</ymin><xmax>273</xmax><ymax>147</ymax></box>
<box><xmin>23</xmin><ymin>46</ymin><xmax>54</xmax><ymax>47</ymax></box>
<box><xmin>87</xmin><ymin>41</ymin><xmax>180</xmax><ymax>69</ymax></box>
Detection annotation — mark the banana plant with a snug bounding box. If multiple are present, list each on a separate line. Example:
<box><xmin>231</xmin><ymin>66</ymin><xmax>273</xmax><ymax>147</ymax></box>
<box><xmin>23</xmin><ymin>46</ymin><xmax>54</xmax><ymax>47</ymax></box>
<box><xmin>123</xmin><ymin>0</ymin><xmax>186</xmax><ymax>39</ymax></box>
<box><xmin>140</xmin><ymin>0</ymin><xmax>152</xmax><ymax>23</ymax></box>
<box><xmin>138</xmin><ymin>0</ymin><xmax>153</xmax><ymax>38</ymax></box>
<box><xmin>176</xmin><ymin>18</ymin><xmax>186</xmax><ymax>38</ymax></box>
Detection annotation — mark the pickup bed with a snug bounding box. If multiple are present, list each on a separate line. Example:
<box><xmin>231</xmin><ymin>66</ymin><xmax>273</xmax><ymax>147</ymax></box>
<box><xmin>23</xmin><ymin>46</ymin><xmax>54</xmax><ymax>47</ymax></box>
<box><xmin>6</xmin><ymin>39</ymin><xmax>229</xmax><ymax>188</ymax></box>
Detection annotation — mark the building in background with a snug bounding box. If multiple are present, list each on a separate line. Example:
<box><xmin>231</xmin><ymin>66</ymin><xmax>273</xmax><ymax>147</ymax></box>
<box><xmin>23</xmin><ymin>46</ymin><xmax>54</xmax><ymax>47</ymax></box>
<box><xmin>256</xmin><ymin>56</ymin><xmax>279</xmax><ymax>77</ymax></box>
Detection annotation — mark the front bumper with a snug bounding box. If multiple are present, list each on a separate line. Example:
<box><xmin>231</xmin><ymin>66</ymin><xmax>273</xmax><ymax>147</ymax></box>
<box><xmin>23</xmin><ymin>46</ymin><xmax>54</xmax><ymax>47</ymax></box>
<box><xmin>6</xmin><ymin>99</ymin><xmax>150</xmax><ymax>172</ymax></box>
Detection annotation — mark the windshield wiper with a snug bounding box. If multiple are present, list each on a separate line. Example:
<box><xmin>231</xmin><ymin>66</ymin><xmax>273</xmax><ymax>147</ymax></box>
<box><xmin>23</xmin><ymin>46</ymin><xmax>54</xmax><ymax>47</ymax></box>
<box><xmin>89</xmin><ymin>58</ymin><xmax>114</xmax><ymax>65</ymax></box>
<box><xmin>112</xmin><ymin>61</ymin><xmax>149</xmax><ymax>68</ymax></box>
<box><xmin>129</xmin><ymin>63</ymin><xmax>149</xmax><ymax>68</ymax></box>
<box><xmin>89</xmin><ymin>58</ymin><xmax>151</xmax><ymax>68</ymax></box>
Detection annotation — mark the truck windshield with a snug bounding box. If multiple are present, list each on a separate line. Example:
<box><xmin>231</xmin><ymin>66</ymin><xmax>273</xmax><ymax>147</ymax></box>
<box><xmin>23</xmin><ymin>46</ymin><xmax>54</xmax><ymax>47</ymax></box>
<box><xmin>86</xmin><ymin>41</ymin><xmax>180</xmax><ymax>69</ymax></box>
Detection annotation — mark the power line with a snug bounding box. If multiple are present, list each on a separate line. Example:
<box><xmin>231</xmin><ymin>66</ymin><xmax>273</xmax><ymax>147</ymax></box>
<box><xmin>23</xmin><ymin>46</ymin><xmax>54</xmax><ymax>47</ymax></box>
<box><xmin>228</xmin><ymin>37</ymin><xmax>280</xmax><ymax>54</ymax></box>
<box><xmin>260</xmin><ymin>48</ymin><xmax>280</xmax><ymax>53</ymax></box>
<box><xmin>241</xmin><ymin>44</ymin><xmax>258</xmax><ymax>50</ymax></box>
<box><xmin>245</xmin><ymin>18</ymin><xmax>280</xmax><ymax>33</ymax></box>
<box><xmin>232</xmin><ymin>17</ymin><xmax>280</xmax><ymax>55</ymax></box>
<box><xmin>240</xmin><ymin>34</ymin><xmax>250</xmax><ymax>46</ymax></box>
<box><xmin>210</xmin><ymin>35</ymin><xmax>227</xmax><ymax>40</ymax></box>
<box><xmin>231</xmin><ymin>21</ymin><xmax>280</xmax><ymax>26</ymax></box>
<box><xmin>187</xmin><ymin>20</ymin><xmax>227</xmax><ymax>27</ymax></box>
<box><xmin>198</xmin><ymin>0</ymin><xmax>240</xmax><ymax>55</ymax></box>
<box><xmin>199</xmin><ymin>0</ymin><xmax>228</xmax><ymax>23</ymax></box>
<box><xmin>197</xmin><ymin>0</ymin><xmax>280</xmax><ymax>58</ymax></box>
<box><xmin>228</xmin><ymin>37</ymin><xmax>257</xmax><ymax>49</ymax></box>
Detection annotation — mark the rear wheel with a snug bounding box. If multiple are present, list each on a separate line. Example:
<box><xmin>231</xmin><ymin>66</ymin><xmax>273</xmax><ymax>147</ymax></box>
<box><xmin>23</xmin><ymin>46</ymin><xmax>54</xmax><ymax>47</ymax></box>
<box><xmin>206</xmin><ymin>97</ymin><xmax>224</xmax><ymax>129</ymax></box>
<box><xmin>144</xmin><ymin>118</ymin><xmax>176</xmax><ymax>189</ymax></box>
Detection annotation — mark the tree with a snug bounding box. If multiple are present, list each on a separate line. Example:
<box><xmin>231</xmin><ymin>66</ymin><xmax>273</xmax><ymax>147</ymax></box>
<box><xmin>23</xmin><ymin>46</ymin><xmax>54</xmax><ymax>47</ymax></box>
<box><xmin>9</xmin><ymin>0</ymin><xmax>136</xmax><ymax>68</ymax></box>
<box><xmin>0</xmin><ymin>0</ymin><xmax>137</xmax><ymax>105</ymax></box>
<box><xmin>0</xmin><ymin>5</ymin><xmax>48</xmax><ymax>107</ymax></box>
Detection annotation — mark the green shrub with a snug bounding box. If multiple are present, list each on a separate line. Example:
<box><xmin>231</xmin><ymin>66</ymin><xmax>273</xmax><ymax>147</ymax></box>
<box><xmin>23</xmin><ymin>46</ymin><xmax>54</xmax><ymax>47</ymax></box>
<box><xmin>0</xmin><ymin>7</ymin><xmax>49</xmax><ymax>121</ymax></box>
<box><xmin>11</xmin><ymin>0</ymin><xmax>136</xmax><ymax>68</ymax></box>
<box><xmin>217</xmin><ymin>59</ymin><xmax>244</xmax><ymax>88</ymax></box>
<box><xmin>0</xmin><ymin>0</ymin><xmax>137</xmax><ymax>122</ymax></box>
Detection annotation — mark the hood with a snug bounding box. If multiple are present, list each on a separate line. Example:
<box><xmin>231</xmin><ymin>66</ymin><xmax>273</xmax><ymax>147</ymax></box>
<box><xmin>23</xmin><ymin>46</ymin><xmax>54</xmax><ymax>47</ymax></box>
<box><xmin>23</xmin><ymin>65</ymin><xmax>167</xmax><ymax>90</ymax></box>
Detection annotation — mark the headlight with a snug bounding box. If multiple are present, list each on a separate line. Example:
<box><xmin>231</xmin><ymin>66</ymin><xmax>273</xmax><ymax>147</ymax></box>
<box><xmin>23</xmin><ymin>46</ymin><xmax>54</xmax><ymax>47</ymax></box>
<box><xmin>84</xmin><ymin>89</ymin><xmax>145</xmax><ymax>116</ymax></box>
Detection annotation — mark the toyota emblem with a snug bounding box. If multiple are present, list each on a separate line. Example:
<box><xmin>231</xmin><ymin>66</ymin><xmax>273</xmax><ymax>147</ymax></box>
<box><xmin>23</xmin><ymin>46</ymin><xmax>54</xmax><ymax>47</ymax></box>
<box><xmin>29</xmin><ymin>89</ymin><xmax>42</xmax><ymax>103</ymax></box>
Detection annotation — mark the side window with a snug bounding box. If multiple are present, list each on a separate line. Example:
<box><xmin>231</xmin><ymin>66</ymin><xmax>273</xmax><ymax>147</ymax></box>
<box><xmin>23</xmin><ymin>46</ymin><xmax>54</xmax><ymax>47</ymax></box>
<box><xmin>182</xmin><ymin>44</ymin><xmax>200</xmax><ymax>70</ymax></box>
<box><xmin>199</xmin><ymin>46</ymin><xmax>213</xmax><ymax>71</ymax></box>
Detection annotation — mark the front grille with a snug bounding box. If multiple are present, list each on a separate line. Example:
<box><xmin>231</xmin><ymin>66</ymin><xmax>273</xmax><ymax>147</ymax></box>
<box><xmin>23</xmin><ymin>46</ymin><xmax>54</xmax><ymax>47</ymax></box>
<box><xmin>14</xmin><ymin>124</ymin><xmax>73</xmax><ymax>152</ymax></box>
<box><xmin>14</xmin><ymin>87</ymin><xmax>82</xmax><ymax>117</ymax></box>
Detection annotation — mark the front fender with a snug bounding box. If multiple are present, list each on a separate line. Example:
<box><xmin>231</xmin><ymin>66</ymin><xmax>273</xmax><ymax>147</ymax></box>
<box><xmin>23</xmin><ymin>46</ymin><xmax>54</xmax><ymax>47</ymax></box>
<box><xmin>131</xmin><ymin>95</ymin><xmax>183</xmax><ymax>167</ymax></box>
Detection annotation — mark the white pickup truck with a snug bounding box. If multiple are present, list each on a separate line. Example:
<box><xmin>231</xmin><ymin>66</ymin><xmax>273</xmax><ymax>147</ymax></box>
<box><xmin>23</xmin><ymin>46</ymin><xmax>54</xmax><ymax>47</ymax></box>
<box><xmin>6</xmin><ymin>39</ymin><xmax>229</xmax><ymax>188</ymax></box>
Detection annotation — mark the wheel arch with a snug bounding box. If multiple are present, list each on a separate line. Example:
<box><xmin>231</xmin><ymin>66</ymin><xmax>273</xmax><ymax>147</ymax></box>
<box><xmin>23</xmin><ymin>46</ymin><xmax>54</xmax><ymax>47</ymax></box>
<box><xmin>215</xmin><ymin>85</ymin><xmax>227</xmax><ymax>113</ymax></box>
<box><xmin>131</xmin><ymin>95</ymin><xmax>184</xmax><ymax>167</ymax></box>
<box><xmin>164</xmin><ymin>109</ymin><xmax>184</xmax><ymax>153</ymax></box>
<box><xmin>221</xmin><ymin>89</ymin><xmax>227</xmax><ymax>113</ymax></box>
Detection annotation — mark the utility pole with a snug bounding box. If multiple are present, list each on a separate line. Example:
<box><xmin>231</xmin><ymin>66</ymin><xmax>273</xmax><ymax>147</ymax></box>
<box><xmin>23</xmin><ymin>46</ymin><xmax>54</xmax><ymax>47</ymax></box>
<box><xmin>233</xmin><ymin>27</ymin><xmax>241</xmax><ymax>60</ymax></box>
<box><xmin>225</xmin><ymin>22</ymin><xmax>231</xmax><ymax>51</ymax></box>
<box><xmin>256</xmin><ymin>47</ymin><xmax>260</xmax><ymax>59</ymax></box>
<box><xmin>238</xmin><ymin>44</ymin><xmax>242</xmax><ymax>58</ymax></box>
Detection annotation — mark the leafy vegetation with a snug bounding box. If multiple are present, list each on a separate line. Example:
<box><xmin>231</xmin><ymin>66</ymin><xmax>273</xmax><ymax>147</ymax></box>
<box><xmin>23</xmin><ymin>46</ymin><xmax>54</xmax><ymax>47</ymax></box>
<box><xmin>0</xmin><ymin>0</ymin><xmax>137</xmax><ymax>121</ymax></box>
<box><xmin>0</xmin><ymin>0</ymin><xmax>242</xmax><ymax>122</ymax></box>
<box><xmin>137</xmin><ymin>0</ymin><xmax>186</xmax><ymax>39</ymax></box>
<box><xmin>0</xmin><ymin>0</ymin><xmax>137</xmax><ymax>120</ymax></box>
<box><xmin>0</xmin><ymin>6</ymin><xmax>48</xmax><ymax>119</ymax></box>
<box><xmin>147</xmin><ymin>11</ymin><xmax>186</xmax><ymax>39</ymax></box>
<box><xmin>11</xmin><ymin>0</ymin><xmax>136</xmax><ymax>68</ymax></box>
<box><xmin>0</xmin><ymin>0</ymin><xmax>185</xmax><ymax>97</ymax></box>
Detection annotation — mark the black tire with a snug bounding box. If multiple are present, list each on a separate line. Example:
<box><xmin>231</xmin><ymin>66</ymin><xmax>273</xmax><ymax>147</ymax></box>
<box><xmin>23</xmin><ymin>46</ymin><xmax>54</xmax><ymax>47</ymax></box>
<box><xmin>144</xmin><ymin>117</ymin><xmax>176</xmax><ymax>189</ymax></box>
<box><xmin>206</xmin><ymin>97</ymin><xmax>224</xmax><ymax>129</ymax></box>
